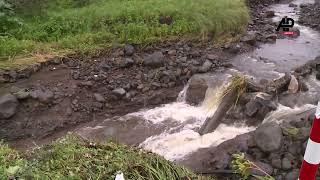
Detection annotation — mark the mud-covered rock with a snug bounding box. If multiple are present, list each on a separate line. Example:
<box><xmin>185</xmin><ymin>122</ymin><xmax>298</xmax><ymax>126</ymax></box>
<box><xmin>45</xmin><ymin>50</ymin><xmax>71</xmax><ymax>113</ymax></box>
<box><xmin>93</xmin><ymin>93</ymin><xmax>105</xmax><ymax>103</ymax></box>
<box><xmin>199</xmin><ymin>60</ymin><xmax>212</xmax><ymax>73</ymax></box>
<box><xmin>254</xmin><ymin>122</ymin><xmax>283</xmax><ymax>152</ymax></box>
<box><xmin>240</xmin><ymin>32</ymin><xmax>257</xmax><ymax>45</ymax></box>
<box><xmin>120</xmin><ymin>58</ymin><xmax>135</xmax><ymax>68</ymax></box>
<box><xmin>245</xmin><ymin>92</ymin><xmax>277</xmax><ymax>118</ymax></box>
<box><xmin>144</xmin><ymin>52</ymin><xmax>165</xmax><ymax>67</ymax></box>
<box><xmin>30</xmin><ymin>89</ymin><xmax>54</xmax><ymax>103</ymax></box>
<box><xmin>112</xmin><ymin>88</ymin><xmax>126</xmax><ymax>98</ymax></box>
<box><xmin>124</xmin><ymin>44</ymin><xmax>135</xmax><ymax>56</ymax></box>
<box><xmin>0</xmin><ymin>94</ymin><xmax>19</xmax><ymax>119</ymax></box>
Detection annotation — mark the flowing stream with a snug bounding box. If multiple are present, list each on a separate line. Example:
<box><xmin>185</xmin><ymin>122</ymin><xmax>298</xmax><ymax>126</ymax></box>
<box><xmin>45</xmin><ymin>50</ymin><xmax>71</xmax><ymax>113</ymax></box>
<box><xmin>77</xmin><ymin>0</ymin><xmax>320</xmax><ymax>162</ymax></box>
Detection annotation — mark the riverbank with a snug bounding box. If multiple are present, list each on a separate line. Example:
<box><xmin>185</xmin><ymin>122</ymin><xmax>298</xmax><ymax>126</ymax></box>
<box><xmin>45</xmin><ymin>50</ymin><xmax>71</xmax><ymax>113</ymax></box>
<box><xmin>0</xmin><ymin>0</ymin><xmax>279</xmax><ymax>146</ymax></box>
<box><xmin>0</xmin><ymin>0</ymin><xmax>249</xmax><ymax>69</ymax></box>
<box><xmin>1</xmin><ymin>135</ymin><xmax>209</xmax><ymax>179</ymax></box>
<box><xmin>0</xmin><ymin>0</ymin><xmax>309</xmax><ymax>179</ymax></box>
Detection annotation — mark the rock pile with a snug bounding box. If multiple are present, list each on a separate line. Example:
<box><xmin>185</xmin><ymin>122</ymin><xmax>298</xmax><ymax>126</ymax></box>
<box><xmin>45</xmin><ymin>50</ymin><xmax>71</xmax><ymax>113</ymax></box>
<box><xmin>299</xmin><ymin>3</ymin><xmax>320</xmax><ymax>32</ymax></box>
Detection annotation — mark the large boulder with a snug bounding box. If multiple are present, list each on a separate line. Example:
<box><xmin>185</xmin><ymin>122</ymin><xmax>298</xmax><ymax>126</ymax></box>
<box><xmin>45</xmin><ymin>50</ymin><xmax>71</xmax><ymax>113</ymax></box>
<box><xmin>185</xmin><ymin>75</ymin><xmax>208</xmax><ymax>105</ymax></box>
<box><xmin>0</xmin><ymin>94</ymin><xmax>19</xmax><ymax>119</ymax></box>
<box><xmin>245</xmin><ymin>92</ymin><xmax>277</xmax><ymax>119</ymax></box>
<box><xmin>254</xmin><ymin>122</ymin><xmax>283</xmax><ymax>152</ymax></box>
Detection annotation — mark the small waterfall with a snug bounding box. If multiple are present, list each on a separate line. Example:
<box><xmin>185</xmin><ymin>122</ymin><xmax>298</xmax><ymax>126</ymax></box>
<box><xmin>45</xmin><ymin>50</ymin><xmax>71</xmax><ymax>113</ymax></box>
<box><xmin>137</xmin><ymin>80</ymin><xmax>254</xmax><ymax>161</ymax></box>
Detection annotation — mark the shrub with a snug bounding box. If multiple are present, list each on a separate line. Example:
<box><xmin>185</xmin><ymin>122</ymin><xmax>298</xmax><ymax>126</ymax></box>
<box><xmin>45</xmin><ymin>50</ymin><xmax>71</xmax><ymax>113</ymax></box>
<box><xmin>0</xmin><ymin>0</ymin><xmax>22</xmax><ymax>33</ymax></box>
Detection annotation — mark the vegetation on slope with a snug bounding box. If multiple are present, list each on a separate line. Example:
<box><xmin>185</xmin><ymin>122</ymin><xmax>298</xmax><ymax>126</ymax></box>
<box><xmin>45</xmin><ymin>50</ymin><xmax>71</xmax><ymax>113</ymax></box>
<box><xmin>0</xmin><ymin>135</ymin><xmax>209</xmax><ymax>179</ymax></box>
<box><xmin>0</xmin><ymin>0</ymin><xmax>249</xmax><ymax>68</ymax></box>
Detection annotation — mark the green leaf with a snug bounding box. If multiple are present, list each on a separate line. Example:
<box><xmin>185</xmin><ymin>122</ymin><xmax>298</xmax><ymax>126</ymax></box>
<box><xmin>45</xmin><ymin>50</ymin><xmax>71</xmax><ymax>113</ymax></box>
<box><xmin>6</xmin><ymin>165</ymin><xmax>21</xmax><ymax>176</ymax></box>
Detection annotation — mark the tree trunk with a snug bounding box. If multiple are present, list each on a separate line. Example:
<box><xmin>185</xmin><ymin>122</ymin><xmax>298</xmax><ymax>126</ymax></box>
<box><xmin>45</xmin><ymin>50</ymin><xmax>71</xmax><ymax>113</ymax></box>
<box><xmin>199</xmin><ymin>89</ymin><xmax>237</xmax><ymax>135</ymax></box>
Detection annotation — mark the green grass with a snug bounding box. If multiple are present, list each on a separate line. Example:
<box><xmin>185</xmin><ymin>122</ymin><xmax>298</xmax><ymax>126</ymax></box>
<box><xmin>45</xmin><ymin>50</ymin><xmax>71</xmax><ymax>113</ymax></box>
<box><xmin>0</xmin><ymin>141</ymin><xmax>26</xmax><ymax>179</ymax></box>
<box><xmin>0</xmin><ymin>135</ymin><xmax>210</xmax><ymax>179</ymax></box>
<box><xmin>0</xmin><ymin>0</ymin><xmax>249</xmax><ymax>68</ymax></box>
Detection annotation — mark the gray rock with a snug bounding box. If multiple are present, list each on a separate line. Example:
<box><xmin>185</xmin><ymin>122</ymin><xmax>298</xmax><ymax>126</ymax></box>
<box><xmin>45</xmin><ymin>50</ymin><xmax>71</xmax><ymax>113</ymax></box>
<box><xmin>112</xmin><ymin>88</ymin><xmax>126</xmax><ymax>98</ymax></box>
<box><xmin>254</xmin><ymin>122</ymin><xmax>283</xmax><ymax>152</ymax></box>
<box><xmin>199</xmin><ymin>60</ymin><xmax>213</xmax><ymax>73</ymax></box>
<box><xmin>99</xmin><ymin>63</ymin><xmax>111</xmax><ymax>72</ymax></box>
<box><xmin>265</xmin><ymin>73</ymin><xmax>291</xmax><ymax>95</ymax></box>
<box><xmin>30</xmin><ymin>89</ymin><xmax>54</xmax><ymax>103</ymax></box>
<box><xmin>281</xmin><ymin>157</ymin><xmax>292</xmax><ymax>170</ymax></box>
<box><xmin>79</xmin><ymin>81</ymin><xmax>93</xmax><ymax>87</ymax></box>
<box><xmin>284</xmin><ymin>169</ymin><xmax>299</xmax><ymax>180</ymax></box>
<box><xmin>245</xmin><ymin>92</ymin><xmax>277</xmax><ymax>118</ymax></box>
<box><xmin>144</xmin><ymin>52</ymin><xmax>165</xmax><ymax>67</ymax></box>
<box><xmin>226</xmin><ymin>43</ymin><xmax>241</xmax><ymax>54</ymax></box>
<box><xmin>185</xmin><ymin>75</ymin><xmax>208</xmax><ymax>105</ymax></box>
<box><xmin>93</xmin><ymin>93</ymin><xmax>105</xmax><ymax>102</ymax></box>
<box><xmin>255</xmin><ymin>93</ymin><xmax>277</xmax><ymax>110</ymax></box>
<box><xmin>245</xmin><ymin>100</ymin><xmax>259</xmax><ymax>117</ymax></box>
<box><xmin>240</xmin><ymin>32</ymin><xmax>257</xmax><ymax>45</ymax></box>
<box><xmin>124</xmin><ymin>44</ymin><xmax>135</xmax><ymax>56</ymax></box>
<box><xmin>271</xmin><ymin>158</ymin><xmax>282</xmax><ymax>169</ymax></box>
<box><xmin>0</xmin><ymin>94</ymin><xmax>19</xmax><ymax>119</ymax></box>
<box><xmin>120</xmin><ymin>58</ymin><xmax>134</xmax><ymax>68</ymax></box>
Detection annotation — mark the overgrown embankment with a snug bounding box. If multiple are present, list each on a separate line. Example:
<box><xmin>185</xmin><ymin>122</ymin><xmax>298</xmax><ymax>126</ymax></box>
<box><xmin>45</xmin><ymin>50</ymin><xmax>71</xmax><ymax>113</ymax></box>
<box><xmin>0</xmin><ymin>0</ymin><xmax>249</xmax><ymax>68</ymax></box>
<box><xmin>1</xmin><ymin>135</ymin><xmax>209</xmax><ymax>179</ymax></box>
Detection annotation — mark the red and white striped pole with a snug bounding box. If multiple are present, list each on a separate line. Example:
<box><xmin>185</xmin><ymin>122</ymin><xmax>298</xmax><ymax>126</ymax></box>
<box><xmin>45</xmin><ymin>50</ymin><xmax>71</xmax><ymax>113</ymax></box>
<box><xmin>299</xmin><ymin>102</ymin><xmax>320</xmax><ymax>180</ymax></box>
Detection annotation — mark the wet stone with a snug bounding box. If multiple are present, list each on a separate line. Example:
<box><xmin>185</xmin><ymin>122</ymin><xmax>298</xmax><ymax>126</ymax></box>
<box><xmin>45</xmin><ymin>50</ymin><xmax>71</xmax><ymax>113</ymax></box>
<box><xmin>254</xmin><ymin>122</ymin><xmax>283</xmax><ymax>152</ymax></box>
<box><xmin>0</xmin><ymin>94</ymin><xmax>19</xmax><ymax>119</ymax></box>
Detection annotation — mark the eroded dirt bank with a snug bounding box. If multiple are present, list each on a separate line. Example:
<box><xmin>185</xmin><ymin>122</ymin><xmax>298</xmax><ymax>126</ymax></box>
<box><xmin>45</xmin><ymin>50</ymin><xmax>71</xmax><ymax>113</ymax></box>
<box><xmin>2</xmin><ymin>0</ymin><xmax>319</xmax><ymax>179</ymax></box>
<box><xmin>0</xmin><ymin>0</ymin><xmax>279</xmax><ymax>149</ymax></box>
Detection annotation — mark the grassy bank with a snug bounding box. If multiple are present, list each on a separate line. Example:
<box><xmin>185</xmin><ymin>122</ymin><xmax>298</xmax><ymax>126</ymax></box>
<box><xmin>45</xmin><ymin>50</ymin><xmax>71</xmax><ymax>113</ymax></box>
<box><xmin>0</xmin><ymin>135</ymin><xmax>209</xmax><ymax>179</ymax></box>
<box><xmin>0</xmin><ymin>0</ymin><xmax>249</xmax><ymax>69</ymax></box>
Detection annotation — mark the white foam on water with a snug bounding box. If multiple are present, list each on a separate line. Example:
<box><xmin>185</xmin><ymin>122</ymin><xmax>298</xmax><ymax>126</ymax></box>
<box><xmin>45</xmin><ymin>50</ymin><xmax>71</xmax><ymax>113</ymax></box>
<box><xmin>130</xmin><ymin>102</ymin><xmax>211</xmax><ymax>125</ymax></box>
<box><xmin>140</xmin><ymin>124</ymin><xmax>255</xmax><ymax>160</ymax></box>
<box><xmin>263</xmin><ymin>103</ymin><xmax>316</xmax><ymax>124</ymax></box>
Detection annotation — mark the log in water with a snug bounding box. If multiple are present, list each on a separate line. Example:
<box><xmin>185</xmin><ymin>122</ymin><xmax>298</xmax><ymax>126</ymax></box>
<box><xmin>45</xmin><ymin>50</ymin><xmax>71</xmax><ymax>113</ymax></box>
<box><xmin>199</xmin><ymin>89</ymin><xmax>237</xmax><ymax>135</ymax></box>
